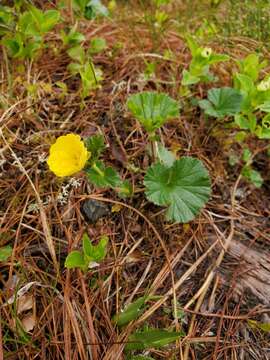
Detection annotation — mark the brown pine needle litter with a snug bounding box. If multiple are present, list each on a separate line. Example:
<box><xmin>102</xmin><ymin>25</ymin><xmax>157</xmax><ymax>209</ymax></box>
<box><xmin>0</xmin><ymin>1</ymin><xmax>270</xmax><ymax>359</ymax></box>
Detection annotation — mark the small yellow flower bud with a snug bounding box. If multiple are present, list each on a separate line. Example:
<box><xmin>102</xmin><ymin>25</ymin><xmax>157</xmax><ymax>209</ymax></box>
<box><xmin>201</xmin><ymin>47</ymin><xmax>212</xmax><ymax>58</ymax></box>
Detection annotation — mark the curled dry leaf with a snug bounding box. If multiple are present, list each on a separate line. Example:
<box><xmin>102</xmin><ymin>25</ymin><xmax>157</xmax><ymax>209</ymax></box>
<box><xmin>21</xmin><ymin>313</ymin><xmax>36</xmax><ymax>333</ymax></box>
<box><xmin>17</xmin><ymin>295</ymin><xmax>34</xmax><ymax>315</ymax></box>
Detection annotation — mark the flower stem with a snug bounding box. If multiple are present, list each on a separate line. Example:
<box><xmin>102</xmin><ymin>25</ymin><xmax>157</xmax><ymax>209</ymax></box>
<box><xmin>92</xmin><ymin>162</ymin><xmax>104</xmax><ymax>177</ymax></box>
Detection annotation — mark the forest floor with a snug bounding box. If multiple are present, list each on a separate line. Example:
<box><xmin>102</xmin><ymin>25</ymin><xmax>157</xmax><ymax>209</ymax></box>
<box><xmin>0</xmin><ymin>1</ymin><xmax>270</xmax><ymax>359</ymax></box>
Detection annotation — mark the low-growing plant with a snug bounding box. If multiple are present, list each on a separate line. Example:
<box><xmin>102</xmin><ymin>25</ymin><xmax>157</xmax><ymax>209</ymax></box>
<box><xmin>181</xmin><ymin>35</ymin><xmax>229</xmax><ymax>87</ymax></box>
<box><xmin>0</xmin><ymin>245</ymin><xmax>12</xmax><ymax>262</ymax></box>
<box><xmin>232</xmin><ymin>53</ymin><xmax>270</xmax><ymax>139</ymax></box>
<box><xmin>139</xmin><ymin>0</ymin><xmax>171</xmax><ymax>50</ymax></box>
<box><xmin>47</xmin><ymin>133</ymin><xmax>132</xmax><ymax>198</ymax></box>
<box><xmin>89</xmin><ymin>36</ymin><xmax>107</xmax><ymax>54</ymax></box>
<box><xmin>241</xmin><ymin>148</ymin><xmax>263</xmax><ymax>188</ymax></box>
<box><xmin>85</xmin><ymin>134</ymin><xmax>132</xmax><ymax>197</ymax></box>
<box><xmin>1</xmin><ymin>5</ymin><xmax>60</xmax><ymax>60</ymax></box>
<box><xmin>113</xmin><ymin>295</ymin><xmax>184</xmax><ymax>352</ymax></box>
<box><xmin>67</xmin><ymin>45</ymin><xmax>103</xmax><ymax>99</ymax></box>
<box><xmin>65</xmin><ymin>232</ymin><xmax>108</xmax><ymax>271</ymax></box>
<box><xmin>0</xmin><ymin>5</ymin><xmax>14</xmax><ymax>36</ymax></box>
<box><xmin>60</xmin><ymin>24</ymin><xmax>85</xmax><ymax>47</ymax></box>
<box><xmin>113</xmin><ymin>296</ymin><xmax>151</xmax><ymax>327</ymax></box>
<box><xmin>198</xmin><ymin>53</ymin><xmax>270</xmax><ymax>187</ymax></box>
<box><xmin>125</xmin><ymin>329</ymin><xmax>184</xmax><ymax>351</ymax></box>
<box><xmin>72</xmin><ymin>0</ymin><xmax>108</xmax><ymax>20</ymax></box>
<box><xmin>229</xmin><ymin>147</ymin><xmax>264</xmax><ymax>188</ymax></box>
<box><xmin>127</xmin><ymin>91</ymin><xmax>211</xmax><ymax>223</ymax></box>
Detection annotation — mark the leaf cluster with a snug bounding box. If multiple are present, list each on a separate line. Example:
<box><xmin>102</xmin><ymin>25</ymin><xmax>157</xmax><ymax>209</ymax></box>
<box><xmin>85</xmin><ymin>135</ymin><xmax>132</xmax><ymax>198</ymax></box>
<box><xmin>72</xmin><ymin>0</ymin><xmax>108</xmax><ymax>20</ymax></box>
<box><xmin>67</xmin><ymin>45</ymin><xmax>103</xmax><ymax>98</ymax></box>
<box><xmin>1</xmin><ymin>5</ymin><xmax>60</xmax><ymax>59</ymax></box>
<box><xmin>113</xmin><ymin>295</ymin><xmax>184</xmax><ymax>352</ymax></box>
<box><xmin>181</xmin><ymin>35</ymin><xmax>229</xmax><ymax>86</ymax></box>
<box><xmin>65</xmin><ymin>233</ymin><xmax>108</xmax><ymax>271</ymax></box>
<box><xmin>232</xmin><ymin>53</ymin><xmax>270</xmax><ymax>139</ymax></box>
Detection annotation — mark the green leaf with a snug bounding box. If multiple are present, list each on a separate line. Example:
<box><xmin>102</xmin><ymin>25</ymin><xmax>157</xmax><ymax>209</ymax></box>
<box><xmin>185</xmin><ymin>34</ymin><xmax>199</xmax><ymax>57</ymax></box>
<box><xmin>234</xmin><ymin>114</ymin><xmax>256</xmax><ymax>132</ymax></box>
<box><xmin>92</xmin><ymin>235</ymin><xmax>108</xmax><ymax>261</ymax></box>
<box><xmin>113</xmin><ymin>296</ymin><xmax>148</xmax><ymax>326</ymax></box>
<box><xmin>156</xmin><ymin>143</ymin><xmax>176</xmax><ymax>167</ymax></box>
<box><xmin>242</xmin><ymin>166</ymin><xmax>263</xmax><ymax>188</ymax></box>
<box><xmin>67</xmin><ymin>62</ymin><xmax>82</xmax><ymax>75</ymax></box>
<box><xmin>144</xmin><ymin>157</ymin><xmax>211</xmax><ymax>223</ymax></box>
<box><xmin>233</xmin><ymin>73</ymin><xmax>255</xmax><ymax>94</ymax></box>
<box><xmin>234</xmin><ymin>114</ymin><xmax>250</xmax><ymax>130</ymax></box>
<box><xmin>84</xmin><ymin>0</ymin><xmax>109</xmax><ymax>19</ymax></box>
<box><xmin>117</xmin><ymin>179</ymin><xmax>133</xmax><ymax>198</ymax></box>
<box><xmin>87</xmin><ymin>161</ymin><xmax>121</xmax><ymax>188</ymax></box>
<box><xmin>0</xmin><ymin>6</ymin><xmax>14</xmax><ymax>35</ymax></box>
<box><xmin>125</xmin><ymin>329</ymin><xmax>184</xmax><ymax>351</ymax></box>
<box><xmin>242</xmin><ymin>148</ymin><xmax>252</xmax><ymax>163</ymax></box>
<box><xmin>67</xmin><ymin>46</ymin><xmax>85</xmax><ymax>64</ymax></box>
<box><xmin>72</xmin><ymin>0</ymin><xmax>88</xmax><ymax>13</ymax></box>
<box><xmin>248</xmin><ymin>320</ymin><xmax>270</xmax><ymax>333</ymax></box>
<box><xmin>236</xmin><ymin>53</ymin><xmax>267</xmax><ymax>81</ymax></box>
<box><xmin>154</xmin><ymin>0</ymin><xmax>171</xmax><ymax>7</ymax></box>
<box><xmin>61</xmin><ymin>26</ymin><xmax>85</xmax><ymax>46</ymax></box>
<box><xmin>85</xmin><ymin>134</ymin><xmax>106</xmax><ymax>161</ymax></box>
<box><xmin>233</xmin><ymin>74</ymin><xmax>255</xmax><ymax>113</ymax></box>
<box><xmin>2</xmin><ymin>37</ymin><xmax>23</xmax><ymax>57</ymax></box>
<box><xmin>256</xmin><ymin>125</ymin><xmax>270</xmax><ymax>139</ymax></box>
<box><xmin>199</xmin><ymin>87</ymin><xmax>243</xmax><ymax>118</ymax></box>
<box><xmin>181</xmin><ymin>69</ymin><xmax>200</xmax><ymax>86</ymax></box>
<box><xmin>262</xmin><ymin>113</ymin><xmax>270</xmax><ymax>129</ymax></box>
<box><xmin>234</xmin><ymin>131</ymin><xmax>247</xmax><ymax>143</ymax></box>
<box><xmin>23</xmin><ymin>40</ymin><xmax>42</xmax><ymax>59</ymax></box>
<box><xmin>207</xmin><ymin>53</ymin><xmax>229</xmax><ymax>65</ymax></box>
<box><xmin>83</xmin><ymin>233</ymin><xmax>108</xmax><ymax>262</ymax></box>
<box><xmin>65</xmin><ymin>250</ymin><xmax>86</xmax><ymax>269</ymax></box>
<box><xmin>127</xmin><ymin>91</ymin><xmax>179</xmax><ymax>134</ymax></box>
<box><xmin>65</xmin><ymin>234</ymin><xmax>108</xmax><ymax>271</ymax></box>
<box><xmin>80</xmin><ymin>62</ymin><xmax>103</xmax><ymax>97</ymax></box>
<box><xmin>89</xmin><ymin>37</ymin><xmax>107</xmax><ymax>54</ymax></box>
<box><xmin>41</xmin><ymin>10</ymin><xmax>60</xmax><ymax>33</ymax></box>
<box><xmin>0</xmin><ymin>245</ymin><xmax>12</xmax><ymax>262</ymax></box>
<box><xmin>18</xmin><ymin>15</ymin><xmax>38</xmax><ymax>38</ymax></box>
<box><xmin>82</xmin><ymin>233</ymin><xmax>92</xmax><ymax>258</ymax></box>
<box><xmin>256</xmin><ymin>101</ymin><xmax>270</xmax><ymax>112</ymax></box>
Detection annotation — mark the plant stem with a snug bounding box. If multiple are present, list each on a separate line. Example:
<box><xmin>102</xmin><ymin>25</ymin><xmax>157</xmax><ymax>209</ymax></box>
<box><xmin>2</xmin><ymin>46</ymin><xmax>12</xmax><ymax>98</ymax></box>
<box><xmin>149</xmin><ymin>132</ymin><xmax>159</xmax><ymax>162</ymax></box>
<box><xmin>92</xmin><ymin>162</ymin><xmax>104</xmax><ymax>177</ymax></box>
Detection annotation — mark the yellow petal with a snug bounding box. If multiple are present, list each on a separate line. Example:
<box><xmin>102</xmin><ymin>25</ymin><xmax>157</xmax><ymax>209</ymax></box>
<box><xmin>50</xmin><ymin>134</ymin><xmax>83</xmax><ymax>157</ymax></box>
<box><xmin>47</xmin><ymin>134</ymin><xmax>89</xmax><ymax>177</ymax></box>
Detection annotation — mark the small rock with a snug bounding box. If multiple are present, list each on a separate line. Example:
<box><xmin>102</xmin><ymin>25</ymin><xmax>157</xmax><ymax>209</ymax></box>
<box><xmin>81</xmin><ymin>199</ymin><xmax>109</xmax><ymax>223</ymax></box>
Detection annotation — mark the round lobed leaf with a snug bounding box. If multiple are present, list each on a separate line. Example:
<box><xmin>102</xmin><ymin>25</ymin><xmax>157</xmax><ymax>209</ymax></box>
<box><xmin>127</xmin><ymin>91</ymin><xmax>179</xmax><ymax>133</ymax></box>
<box><xmin>144</xmin><ymin>157</ymin><xmax>211</xmax><ymax>223</ymax></box>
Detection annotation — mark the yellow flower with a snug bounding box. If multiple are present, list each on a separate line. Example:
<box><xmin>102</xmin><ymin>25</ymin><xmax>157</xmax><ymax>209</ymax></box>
<box><xmin>47</xmin><ymin>134</ymin><xmax>89</xmax><ymax>177</ymax></box>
